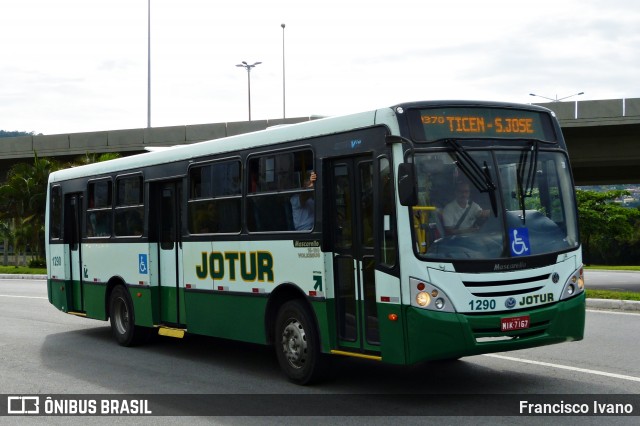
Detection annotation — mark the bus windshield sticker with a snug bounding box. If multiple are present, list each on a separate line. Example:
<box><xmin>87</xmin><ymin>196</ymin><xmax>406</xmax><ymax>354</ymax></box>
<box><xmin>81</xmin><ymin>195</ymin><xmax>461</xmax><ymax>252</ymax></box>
<box><xmin>509</xmin><ymin>228</ymin><xmax>530</xmax><ymax>257</ymax></box>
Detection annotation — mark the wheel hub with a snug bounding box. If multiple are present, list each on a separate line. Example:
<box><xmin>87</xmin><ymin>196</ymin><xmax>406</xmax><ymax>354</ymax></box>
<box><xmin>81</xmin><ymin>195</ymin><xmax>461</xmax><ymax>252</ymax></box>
<box><xmin>114</xmin><ymin>297</ymin><xmax>129</xmax><ymax>335</ymax></box>
<box><xmin>281</xmin><ymin>319</ymin><xmax>308</xmax><ymax>369</ymax></box>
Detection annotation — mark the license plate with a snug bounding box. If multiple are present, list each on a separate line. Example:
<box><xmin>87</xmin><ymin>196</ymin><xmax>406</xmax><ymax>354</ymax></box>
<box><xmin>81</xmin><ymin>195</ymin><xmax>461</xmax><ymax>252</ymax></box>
<box><xmin>501</xmin><ymin>315</ymin><xmax>530</xmax><ymax>332</ymax></box>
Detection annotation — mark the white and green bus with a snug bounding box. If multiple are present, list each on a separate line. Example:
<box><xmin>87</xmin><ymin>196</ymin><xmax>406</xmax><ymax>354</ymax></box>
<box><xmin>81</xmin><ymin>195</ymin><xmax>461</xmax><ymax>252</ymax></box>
<box><xmin>46</xmin><ymin>101</ymin><xmax>585</xmax><ymax>384</ymax></box>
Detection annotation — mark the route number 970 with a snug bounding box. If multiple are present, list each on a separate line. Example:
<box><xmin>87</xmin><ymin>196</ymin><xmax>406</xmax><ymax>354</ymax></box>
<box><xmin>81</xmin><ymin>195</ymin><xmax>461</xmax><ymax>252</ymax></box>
<box><xmin>469</xmin><ymin>299</ymin><xmax>496</xmax><ymax>311</ymax></box>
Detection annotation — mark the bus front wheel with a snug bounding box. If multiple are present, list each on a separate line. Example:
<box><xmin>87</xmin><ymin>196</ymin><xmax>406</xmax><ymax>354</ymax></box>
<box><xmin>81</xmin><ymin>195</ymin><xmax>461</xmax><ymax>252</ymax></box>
<box><xmin>275</xmin><ymin>300</ymin><xmax>327</xmax><ymax>385</ymax></box>
<box><xmin>109</xmin><ymin>285</ymin><xmax>147</xmax><ymax>347</ymax></box>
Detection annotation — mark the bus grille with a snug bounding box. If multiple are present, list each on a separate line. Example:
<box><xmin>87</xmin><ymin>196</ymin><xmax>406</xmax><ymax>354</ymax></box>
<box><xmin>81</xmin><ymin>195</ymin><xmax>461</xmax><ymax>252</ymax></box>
<box><xmin>462</xmin><ymin>274</ymin><xmax>550</xmax><ymax>297</ymax></box>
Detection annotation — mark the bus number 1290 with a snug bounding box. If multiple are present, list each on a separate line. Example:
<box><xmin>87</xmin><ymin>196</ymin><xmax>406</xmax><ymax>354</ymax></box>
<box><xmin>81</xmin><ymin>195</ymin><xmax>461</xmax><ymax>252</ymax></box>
<box><xmin>469</xmin><ymin>299</ymin><xmax>496</xmax><ymax>311</ymax></box>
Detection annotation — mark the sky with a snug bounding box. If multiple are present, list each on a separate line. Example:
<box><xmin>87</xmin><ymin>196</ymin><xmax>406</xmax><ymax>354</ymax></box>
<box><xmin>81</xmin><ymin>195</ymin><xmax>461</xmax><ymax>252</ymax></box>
<box><xmin>1</xmin><ymin>0</ymin><xmax>640</xmax><ymax>135</ymax></box>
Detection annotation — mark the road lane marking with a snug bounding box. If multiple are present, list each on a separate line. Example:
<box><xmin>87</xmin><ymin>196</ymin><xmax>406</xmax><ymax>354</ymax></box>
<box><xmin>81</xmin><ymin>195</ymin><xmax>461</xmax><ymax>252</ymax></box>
<box><xmin>0</xmin><ymin>294</ymin><xmax>47</xmax><ymax>300</ymax></box>
<box><xmin>484</xmin><ymin>353</ymin><xmax>640</xmax><ymax>383</ymax></box>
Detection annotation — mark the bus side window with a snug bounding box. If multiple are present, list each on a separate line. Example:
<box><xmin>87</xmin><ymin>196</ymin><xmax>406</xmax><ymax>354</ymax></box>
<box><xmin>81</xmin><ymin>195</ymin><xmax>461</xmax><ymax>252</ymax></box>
<box><xmin>115</xmin><ymin>175</ymin><xmax>143</xmax><ymax>237</ymax></box>
<box><xmin>49</xmin><ymin>186</ymin><xmax>63</xmax><ymax>240</ymax></box>
<box><xmin>86</xmin><ymin>179</ymin><xmax>112</xmax><ymax>238</ymax></box>
<box><xmin>247</xmin><ymin>149</ymin><xmax>314</xmax><ymax>232</ymax></box>
<box><xmin>188</xmin><ymin>160</ymin><xmax>241</xmax><ymax>234</ymax></box>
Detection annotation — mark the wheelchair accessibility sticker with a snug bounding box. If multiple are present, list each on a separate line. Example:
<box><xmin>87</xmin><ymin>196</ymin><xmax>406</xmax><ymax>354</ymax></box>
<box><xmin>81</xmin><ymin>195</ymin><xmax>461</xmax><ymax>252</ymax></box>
<box><xmin>139</xmin><ymin>254</ymin><xmax>148</xmax><ymax>274</ymax></box>
<box><xmin>509</xmin><ymin>228</ymin><xmax>530</xmax><ymax>257</ymax></box>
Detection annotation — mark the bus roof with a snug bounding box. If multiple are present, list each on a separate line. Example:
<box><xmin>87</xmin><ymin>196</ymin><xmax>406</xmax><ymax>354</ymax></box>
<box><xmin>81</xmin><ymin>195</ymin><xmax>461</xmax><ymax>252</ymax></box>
<box><xmin>48</xmin><ymin>108</ymin><xmax>382</xmax><ymax>183</ymax></box>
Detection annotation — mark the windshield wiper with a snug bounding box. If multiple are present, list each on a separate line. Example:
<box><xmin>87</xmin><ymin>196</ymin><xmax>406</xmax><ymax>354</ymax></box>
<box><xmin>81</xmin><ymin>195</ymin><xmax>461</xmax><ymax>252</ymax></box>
<box><xmin>516</xmin><ymin>140</ymin><xmax>539</xmax><ymax>222</ymax></box>
<box><xmin>447</xmin><ymin>140</ymin><xmax>498</xmax><ymax>215</ymax></box>
<box><xmin>483</xmin><ymin>160</ymin><xmax>498</xmax><ymax>217</ymax></box>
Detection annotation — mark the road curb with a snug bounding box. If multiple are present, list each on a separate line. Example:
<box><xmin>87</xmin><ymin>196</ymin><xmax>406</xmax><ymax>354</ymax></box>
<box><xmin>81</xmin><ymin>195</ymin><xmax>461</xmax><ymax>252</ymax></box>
<box><xmin>0</xmin><ymin>274</ymin><xmax>47</xmax><ymax>280</ymax></box>
<box><xmin>586</xmin><ymin>298</ymin><xmax>640</xmax><ymax>312</ymax></box>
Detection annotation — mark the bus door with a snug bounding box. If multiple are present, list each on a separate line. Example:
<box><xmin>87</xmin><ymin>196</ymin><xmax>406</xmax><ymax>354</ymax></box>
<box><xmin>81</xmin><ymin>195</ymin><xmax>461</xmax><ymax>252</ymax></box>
<box><xmin>150</xmin><ymin>180</ymin><xmax>185</xmax><ymax>326</ymax></box>
<box><xmin>64</xmin><ymin>193</ymin><xmax>84</xmax><ymax>311</ymax></box>
<box><xmin>328</xmin><ymin>156</ymin><xmax>379</xmax><ymax>353</ymax></box>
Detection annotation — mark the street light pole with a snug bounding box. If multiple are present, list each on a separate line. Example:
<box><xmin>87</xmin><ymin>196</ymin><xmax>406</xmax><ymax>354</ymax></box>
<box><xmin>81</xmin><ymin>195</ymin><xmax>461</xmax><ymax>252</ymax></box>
<box><xmin>529</xmin><ymin>92</ymin><xmax>584</xmax><ymax>102</ymax></box>
<box><xmin>236</xmin><ymin>61</ymin><xmax>262</xmax><ymax>121</ymax></box>
<box><xmin>147</xmin><ymin>0</ymin><xmax>151</xmax><ymax>128</ymax></box>
<box><xmin>281</xmin><ymin>23</ymin><xmax>286</xmax><ymax>119</ymax></box>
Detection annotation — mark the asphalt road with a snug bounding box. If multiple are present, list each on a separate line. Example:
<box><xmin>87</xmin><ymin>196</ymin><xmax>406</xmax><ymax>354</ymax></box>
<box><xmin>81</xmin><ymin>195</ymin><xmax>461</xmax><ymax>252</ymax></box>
<box><xmin>585</xmin><ymin>270</ymin><xmax>640</xmax><ymax>293</ymax></box>
<box><xmin>1</xmin><ymin>278</ymin><xmax>639</xmax><ymax>425</ymax></box>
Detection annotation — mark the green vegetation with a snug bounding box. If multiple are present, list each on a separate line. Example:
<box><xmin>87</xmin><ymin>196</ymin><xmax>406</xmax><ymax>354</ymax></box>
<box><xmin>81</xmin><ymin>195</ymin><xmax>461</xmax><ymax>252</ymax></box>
<box><xmin>577</xmin><ymin>189</ymin><xmax>640</xmax><ymax>265</ymax></box>
<box><xmin>0</xmin><ymin>151</ymin><xmax>120</xmax><ymax>268</ymax></box>
<box><xmin>0</xmin><ymin>153</ymin><xmax>59</xmax><ymax>265</ymax></box>
<box><xmin>584</xmin><ymin>265</ymin><xmax>640</xmax><ymax>272</ymax></box>
<box><xmin>0</xmin><ymin>265</ymin><xmax>46</xmax><ymax>275</ymax></box>
<box><xmin>586</xmin><ymin>289</ymin><xmax>640</xmax><ymax>301</ymax></box>
<box><xmin>584</xmin><ymin>265</ymin><xmax>640</xmax><ymax>301</ymax></box>
<box><xmin>0</xmin><ymin>130</ymin><xmax>39</xmax><ymax>138</ymax></box>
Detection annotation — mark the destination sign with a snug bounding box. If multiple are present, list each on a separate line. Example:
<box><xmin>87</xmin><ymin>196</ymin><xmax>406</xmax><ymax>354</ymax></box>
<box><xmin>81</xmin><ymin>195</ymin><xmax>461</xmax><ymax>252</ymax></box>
<box><xmin>410</xmin><ymin>107</ymin><xmax>556</xmax><ymax>142</ymax></box>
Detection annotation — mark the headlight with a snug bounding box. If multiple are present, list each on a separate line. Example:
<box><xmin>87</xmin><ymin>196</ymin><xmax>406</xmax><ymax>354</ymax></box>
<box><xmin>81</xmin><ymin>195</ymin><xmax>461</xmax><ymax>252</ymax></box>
<box><xmin>410</xmin><ymin>277</ymin><xmax>456</xmax><ymax>312</ymax></box>
<box><xmin>416</xmin><ymin>291</ymin><xmax>431</xmax><ymax>307</ymax></box>
<box><xmin>560</xmin><ymin>266</ymin><xmax>585</xmax><ymax>300</ymax></box>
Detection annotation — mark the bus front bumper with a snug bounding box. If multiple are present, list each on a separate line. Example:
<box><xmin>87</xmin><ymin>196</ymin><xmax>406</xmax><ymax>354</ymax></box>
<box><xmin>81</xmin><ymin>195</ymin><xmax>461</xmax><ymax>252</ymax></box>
<box><xmin>403</xmin><ymin>292</ymin><xmax>585</xmax><ymax>364</ymax></box>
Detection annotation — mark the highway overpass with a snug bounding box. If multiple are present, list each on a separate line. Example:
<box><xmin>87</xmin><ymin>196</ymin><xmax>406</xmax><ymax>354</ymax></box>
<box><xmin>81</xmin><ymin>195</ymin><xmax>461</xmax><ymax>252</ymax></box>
<box><xmin>539</xmin><ymin>98</ymin><xmax>640</xmax><ymax>185</ymax></box>
<box><xmin>1</xmin><ymin>98</ymin><xmax>639</xmax><ymax>186</ymax></box>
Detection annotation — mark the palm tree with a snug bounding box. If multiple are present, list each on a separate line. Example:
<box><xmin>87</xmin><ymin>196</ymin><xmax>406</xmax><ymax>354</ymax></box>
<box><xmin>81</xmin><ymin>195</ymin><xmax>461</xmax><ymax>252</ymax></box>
<box><xmin>0</xmin><ymin>221</ymin><xmax>10</xmax><ymax>266</ymax></box>
<box><xmin>0</xmin><ymin>153</ymin><xmax>60</xmax><ymax>264</ymax></box>
<box><xmin>72</xmin><ymin>152</ymin><xmax>121</xmax><ymax>166</ymax></box>
<box><xmin>0</xmin><ymin>151</ymin><xmax>120</xmax><ymax>266</ymax></box>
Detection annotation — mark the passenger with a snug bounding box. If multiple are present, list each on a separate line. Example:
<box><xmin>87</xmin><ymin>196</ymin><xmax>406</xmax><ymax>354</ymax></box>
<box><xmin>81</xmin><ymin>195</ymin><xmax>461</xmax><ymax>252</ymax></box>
<box><xmin>290</xmin><ymin>171</ymin><xmax>316</xmax><ymax>231</ymax></box>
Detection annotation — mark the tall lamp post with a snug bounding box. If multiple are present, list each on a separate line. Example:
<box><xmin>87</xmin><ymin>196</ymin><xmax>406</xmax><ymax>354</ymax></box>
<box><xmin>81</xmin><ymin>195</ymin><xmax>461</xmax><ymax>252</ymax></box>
<box><xmin>281</xmin><ymin>23</ymin><xmax>286</xmax><ymax>119</ymax></box>
<box><xmin>529</xmin><ymin>92</ymin><xmax>584</xmax><ymax>102</ymax></box>
<box><xmin>236</xmin><ymin>61</ymin><xmax>262</xmax><ymax>121</ymax></box>
<box><xmin>147</xmin><ymin>0</ymin><xmax>151</xmax><ymax>128</ymax></box>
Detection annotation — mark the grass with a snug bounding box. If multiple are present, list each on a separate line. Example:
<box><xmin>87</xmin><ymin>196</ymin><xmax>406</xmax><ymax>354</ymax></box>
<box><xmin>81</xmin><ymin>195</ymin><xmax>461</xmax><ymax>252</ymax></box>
<box><xmin>0</xmin><ymin>265</ymin><xmax>46</xmax><ymax>275</ymax></box>
<box><xmin>586</xmin><ymin>289</ymin><xmax>640</xmax><ymax>301</ymax></box>
<box><xmin>584</xmin><ymin>265</ymin><xmax>640</xmax><ymax>272</ymax></box>
<box><xmin>583</xmin><ymin>265</ymin><xmax>640</xmax><ymax>301</ymax></box>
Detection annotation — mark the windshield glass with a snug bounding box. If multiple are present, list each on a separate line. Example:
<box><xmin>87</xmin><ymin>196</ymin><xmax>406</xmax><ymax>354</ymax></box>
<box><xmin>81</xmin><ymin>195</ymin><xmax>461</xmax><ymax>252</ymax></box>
<box><xmin>412</xmin><ymin>149</ymin><xmax>579</xmax><ymax>260</ymax></box>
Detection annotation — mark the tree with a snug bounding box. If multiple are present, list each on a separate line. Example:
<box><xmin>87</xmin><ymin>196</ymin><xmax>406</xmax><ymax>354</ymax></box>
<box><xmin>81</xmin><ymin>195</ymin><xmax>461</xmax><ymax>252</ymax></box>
<box><xmin>72</xmin><ymin>152</ymin><xmax>121</xmax><ymax>166</ymax></box>
<box><xmin>0</xmin><ymin>151</ymin><xmax>120</xmax><ymax>266</ymax></box>
<box><xmin>576</xmin><ymin>189</ymin><xmax>640</xmax><ymax>265</ymax></box>
<box><xmin>0</xmin><ymin>130</ymin><xmax>37</xmax><ymax>138</ymax></box>
<box><xmin>0</xmin><ymin>153</ymin><xmax>61</xmax><ymax>264</ymax></box>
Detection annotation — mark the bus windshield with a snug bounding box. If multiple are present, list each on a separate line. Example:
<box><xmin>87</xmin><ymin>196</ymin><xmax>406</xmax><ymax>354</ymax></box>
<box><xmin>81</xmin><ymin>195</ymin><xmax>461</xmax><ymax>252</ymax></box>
<box><xmin>412</xmin><ymin>147</ymin><xmax>579</xmax><ymax>260</ymax></box>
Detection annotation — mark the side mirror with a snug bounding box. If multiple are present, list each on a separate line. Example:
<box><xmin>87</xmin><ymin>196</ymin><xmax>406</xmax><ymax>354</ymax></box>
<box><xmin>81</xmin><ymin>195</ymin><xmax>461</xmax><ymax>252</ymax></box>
<box><xmin>398</xmin><ymin>163</ymin><xmax>417</xmax><ymax>206</ymax></box>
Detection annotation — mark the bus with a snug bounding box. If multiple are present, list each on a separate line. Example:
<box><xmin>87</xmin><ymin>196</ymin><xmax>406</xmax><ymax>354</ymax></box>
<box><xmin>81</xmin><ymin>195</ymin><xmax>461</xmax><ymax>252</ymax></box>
<box><xmin>45</xmin><ymin>100</ymin><xmax>585</xmax><ymax>384</ymax></box>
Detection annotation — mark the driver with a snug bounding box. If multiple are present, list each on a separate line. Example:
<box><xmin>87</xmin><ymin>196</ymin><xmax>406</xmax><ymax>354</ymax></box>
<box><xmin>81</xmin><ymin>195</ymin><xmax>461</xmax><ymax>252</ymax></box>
<box><xmin>442</xmin><ymin>181</ymin><xmax>489</xmax><ymax>235</ymax></box>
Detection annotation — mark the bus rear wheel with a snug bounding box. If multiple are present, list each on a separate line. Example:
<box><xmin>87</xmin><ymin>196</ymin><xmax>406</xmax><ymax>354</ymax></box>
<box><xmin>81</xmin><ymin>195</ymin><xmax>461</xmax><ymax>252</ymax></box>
<box><xmin>275</xmin><ymin>300</ymin><xmax>327</xmax><ymax>385</ymax></box>
<box><xmin>109</xmin><ymin>285</ymin><xmax>148</xmax><ymax>347</ymax></box>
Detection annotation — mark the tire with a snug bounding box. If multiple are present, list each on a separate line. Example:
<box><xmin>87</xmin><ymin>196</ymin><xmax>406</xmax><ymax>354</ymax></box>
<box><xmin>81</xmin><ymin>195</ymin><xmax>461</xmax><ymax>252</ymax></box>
<box><xmin>109</xmin><ymin>285</ymin><xmax>148</xmax><ymax>347</ymax></box>
<box><xmin>274</xmin><ymin>300</ymin><xmax>327</xmax><ymax>385</ymax></box>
